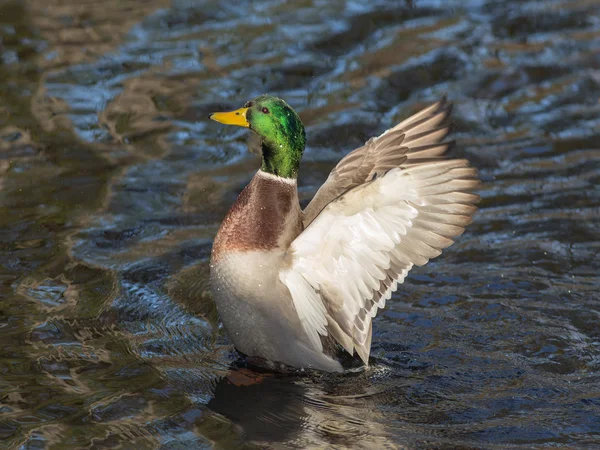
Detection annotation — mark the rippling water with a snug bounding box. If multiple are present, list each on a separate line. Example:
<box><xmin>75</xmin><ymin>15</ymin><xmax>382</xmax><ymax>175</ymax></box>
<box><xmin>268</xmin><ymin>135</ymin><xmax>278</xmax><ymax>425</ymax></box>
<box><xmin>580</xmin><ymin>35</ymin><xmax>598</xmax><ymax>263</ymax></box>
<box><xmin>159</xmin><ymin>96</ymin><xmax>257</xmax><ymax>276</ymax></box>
<box><xmin>1</xmin><ymin>0</ymin><xmax>599</xmax><ymax>448</ymax></box>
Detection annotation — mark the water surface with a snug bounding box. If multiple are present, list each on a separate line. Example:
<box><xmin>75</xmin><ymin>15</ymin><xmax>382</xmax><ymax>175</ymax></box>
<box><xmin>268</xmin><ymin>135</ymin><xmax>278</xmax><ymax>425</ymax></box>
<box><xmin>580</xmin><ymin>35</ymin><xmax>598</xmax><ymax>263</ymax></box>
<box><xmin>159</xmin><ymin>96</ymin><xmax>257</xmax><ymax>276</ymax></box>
<box><xmin>1</xmin><ymin>0</ymin><xmax>599</xmax><ymax>448</ymax></box>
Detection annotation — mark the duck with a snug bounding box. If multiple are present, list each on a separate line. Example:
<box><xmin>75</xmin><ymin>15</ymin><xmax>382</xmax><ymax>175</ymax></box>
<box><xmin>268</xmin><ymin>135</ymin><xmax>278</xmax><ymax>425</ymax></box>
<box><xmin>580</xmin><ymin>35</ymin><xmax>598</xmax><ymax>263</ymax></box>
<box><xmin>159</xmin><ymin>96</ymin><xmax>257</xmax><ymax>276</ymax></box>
<box><xmin>209</xmin><ymin>94</ymin><xmax>479</xmax><ymax>373</ymax></box>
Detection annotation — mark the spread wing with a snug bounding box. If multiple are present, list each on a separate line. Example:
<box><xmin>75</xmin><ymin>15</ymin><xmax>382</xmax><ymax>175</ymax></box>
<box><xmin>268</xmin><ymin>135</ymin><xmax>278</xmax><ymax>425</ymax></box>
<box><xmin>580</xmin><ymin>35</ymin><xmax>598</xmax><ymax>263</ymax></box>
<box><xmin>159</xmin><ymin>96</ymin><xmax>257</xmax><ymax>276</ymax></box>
<box><xmin>281</xmin><ymin>98</ymin><xmax>479</xmax><ymax>364</ymax></box>
<box><xmin>302</xmin><ymin>97</ymin><xmax>454</xmax><ymax>227</ymax></box>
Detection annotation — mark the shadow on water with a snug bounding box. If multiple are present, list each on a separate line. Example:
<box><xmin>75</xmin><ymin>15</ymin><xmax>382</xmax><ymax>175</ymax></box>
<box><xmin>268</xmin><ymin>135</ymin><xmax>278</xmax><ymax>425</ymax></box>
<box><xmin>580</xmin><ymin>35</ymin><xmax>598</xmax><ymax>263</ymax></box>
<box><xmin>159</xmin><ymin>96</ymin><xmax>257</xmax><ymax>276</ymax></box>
<box><xmin>1</xmin><ymin>0</ymin><xmax>599</xmax><ymax>448</ymax></box>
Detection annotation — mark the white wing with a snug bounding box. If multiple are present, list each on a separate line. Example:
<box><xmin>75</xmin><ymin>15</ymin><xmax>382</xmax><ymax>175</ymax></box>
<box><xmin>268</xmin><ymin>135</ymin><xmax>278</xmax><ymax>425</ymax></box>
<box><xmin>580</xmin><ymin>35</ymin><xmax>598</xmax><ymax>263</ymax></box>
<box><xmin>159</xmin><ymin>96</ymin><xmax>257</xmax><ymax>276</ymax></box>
<box><xmin>280</xmin><ymin>160</ymin><xmax>479</xmax><ymax>363</ymax></box>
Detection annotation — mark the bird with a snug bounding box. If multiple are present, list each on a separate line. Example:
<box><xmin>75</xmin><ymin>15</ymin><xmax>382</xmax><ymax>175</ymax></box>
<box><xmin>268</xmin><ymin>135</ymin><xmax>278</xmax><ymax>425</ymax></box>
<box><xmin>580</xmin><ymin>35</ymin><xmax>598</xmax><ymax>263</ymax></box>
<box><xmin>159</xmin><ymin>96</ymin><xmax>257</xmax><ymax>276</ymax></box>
<box><xmin>209</xmin><ymin>94</ymin><xmax>479</xmax><ymax>373</ymax></box>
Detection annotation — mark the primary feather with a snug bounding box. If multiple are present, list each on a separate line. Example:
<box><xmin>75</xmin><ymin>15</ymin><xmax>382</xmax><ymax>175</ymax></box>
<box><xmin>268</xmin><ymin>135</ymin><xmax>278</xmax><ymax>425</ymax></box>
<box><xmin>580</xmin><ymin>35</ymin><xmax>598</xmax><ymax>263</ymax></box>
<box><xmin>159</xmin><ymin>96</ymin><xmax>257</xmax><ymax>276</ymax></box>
<box><xmin>302</xmin><ymin>97</ymin><xmax>455</xmax><ymax>226</ymax></box>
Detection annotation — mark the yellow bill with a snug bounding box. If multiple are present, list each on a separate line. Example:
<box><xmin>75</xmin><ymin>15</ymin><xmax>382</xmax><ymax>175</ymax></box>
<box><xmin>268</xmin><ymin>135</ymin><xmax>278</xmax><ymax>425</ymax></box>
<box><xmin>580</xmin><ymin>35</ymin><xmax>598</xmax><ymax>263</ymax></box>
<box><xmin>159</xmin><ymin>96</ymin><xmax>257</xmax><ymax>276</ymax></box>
<box><xmin>209</xmin><ymin>107</ymin><xmax>249</xmax><ymax>127</ymax></box>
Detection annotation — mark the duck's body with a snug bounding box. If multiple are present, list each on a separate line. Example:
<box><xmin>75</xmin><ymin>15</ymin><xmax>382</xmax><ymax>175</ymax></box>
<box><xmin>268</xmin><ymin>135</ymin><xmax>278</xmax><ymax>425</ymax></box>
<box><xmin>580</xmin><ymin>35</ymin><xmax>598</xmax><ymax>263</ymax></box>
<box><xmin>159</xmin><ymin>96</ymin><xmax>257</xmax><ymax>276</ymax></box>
<box><xmin>209</xmin><ymin>95</ymin><xmax>479</xmax><ymax>372</ymax></box>
<box><xmin>211</xmin><ymin>171</ymin><xmax>343</xmax><ymax>371</ymax></box>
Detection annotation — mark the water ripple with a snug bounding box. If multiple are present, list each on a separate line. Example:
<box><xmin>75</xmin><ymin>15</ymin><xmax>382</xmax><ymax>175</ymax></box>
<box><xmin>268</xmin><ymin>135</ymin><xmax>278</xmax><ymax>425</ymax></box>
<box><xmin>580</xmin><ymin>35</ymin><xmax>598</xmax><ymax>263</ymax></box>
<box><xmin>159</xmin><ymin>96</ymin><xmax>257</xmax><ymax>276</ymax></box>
<box><xmin>0</xmin><ymin>0</ymin><xmax>599</xmax><ymax>448</ymax></box>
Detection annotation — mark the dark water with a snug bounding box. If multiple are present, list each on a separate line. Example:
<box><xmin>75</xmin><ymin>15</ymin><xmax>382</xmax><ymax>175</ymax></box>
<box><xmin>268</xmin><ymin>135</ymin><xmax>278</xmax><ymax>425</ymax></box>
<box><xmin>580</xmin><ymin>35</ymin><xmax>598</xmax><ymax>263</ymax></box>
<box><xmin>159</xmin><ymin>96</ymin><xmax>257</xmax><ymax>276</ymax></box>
<box><xmin>1</xmin><ymin>0</ymin><xmax>599</xmax><ymax>448</ymax></box>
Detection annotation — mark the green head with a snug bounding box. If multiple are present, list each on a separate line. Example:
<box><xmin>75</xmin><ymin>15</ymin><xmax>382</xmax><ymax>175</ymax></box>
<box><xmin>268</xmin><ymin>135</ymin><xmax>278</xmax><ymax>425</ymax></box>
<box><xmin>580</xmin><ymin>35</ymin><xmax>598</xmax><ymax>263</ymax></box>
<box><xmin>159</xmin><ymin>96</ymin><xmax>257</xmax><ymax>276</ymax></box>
<box><xmin>210</xmin><ymin>94</ymin><xmax>306</xmax><ymax>179</ymax></box>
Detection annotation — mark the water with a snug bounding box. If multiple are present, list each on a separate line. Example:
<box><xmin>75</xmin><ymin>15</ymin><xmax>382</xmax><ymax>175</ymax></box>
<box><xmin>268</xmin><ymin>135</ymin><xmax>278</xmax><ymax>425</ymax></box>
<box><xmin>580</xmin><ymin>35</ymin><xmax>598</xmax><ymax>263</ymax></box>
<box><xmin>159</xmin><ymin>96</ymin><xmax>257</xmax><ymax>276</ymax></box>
<box><xmin>1</xmin><ymin>0</ymin><xmax>599</xmax><ymax>448</ymax></box>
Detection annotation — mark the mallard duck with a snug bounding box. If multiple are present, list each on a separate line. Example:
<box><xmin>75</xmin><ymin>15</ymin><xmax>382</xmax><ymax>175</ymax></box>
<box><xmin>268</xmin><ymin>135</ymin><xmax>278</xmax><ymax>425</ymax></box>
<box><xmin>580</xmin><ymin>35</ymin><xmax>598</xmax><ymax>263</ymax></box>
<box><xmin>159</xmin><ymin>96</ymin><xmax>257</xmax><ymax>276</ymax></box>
<box><xmin>209</xmin><ymin>95</ymin><xmax>479</xmax><ymax>373</ymax></box>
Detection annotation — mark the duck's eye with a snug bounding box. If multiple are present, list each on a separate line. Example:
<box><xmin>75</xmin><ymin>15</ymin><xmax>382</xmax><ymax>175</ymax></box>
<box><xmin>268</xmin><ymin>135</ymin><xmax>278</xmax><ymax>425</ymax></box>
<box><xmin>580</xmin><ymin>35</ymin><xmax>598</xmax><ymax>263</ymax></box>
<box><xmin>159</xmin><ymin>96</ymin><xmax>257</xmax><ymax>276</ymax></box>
<box><xmin>261</xmin><ymin>107</ymin><xmax>269</xmax><ymax>114</ymax></box>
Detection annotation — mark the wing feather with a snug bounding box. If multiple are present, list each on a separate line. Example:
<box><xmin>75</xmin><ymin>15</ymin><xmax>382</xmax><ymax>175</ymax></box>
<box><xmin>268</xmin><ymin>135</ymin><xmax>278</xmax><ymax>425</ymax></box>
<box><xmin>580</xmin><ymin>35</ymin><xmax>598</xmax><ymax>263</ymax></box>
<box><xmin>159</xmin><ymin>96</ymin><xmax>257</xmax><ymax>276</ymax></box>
<box><xmin>281</xmin><ymin>159</ymin><xmax>479</xmax><ymax>364</ymax></box>
<box><xmin>287</xmin><ymin>98</ymin><xmax>478</xmax><ymax>364</ymax></box>
<box><xmin>302</xmin><ymin>97</ymin><xmax>454</xmax><ymax>226</ymax></box>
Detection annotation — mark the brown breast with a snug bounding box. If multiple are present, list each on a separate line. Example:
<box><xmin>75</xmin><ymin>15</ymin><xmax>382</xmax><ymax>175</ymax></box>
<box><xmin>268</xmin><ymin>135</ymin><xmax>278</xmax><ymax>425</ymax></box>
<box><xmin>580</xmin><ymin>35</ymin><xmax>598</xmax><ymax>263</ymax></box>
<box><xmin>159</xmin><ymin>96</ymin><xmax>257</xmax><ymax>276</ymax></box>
<box><xmin>212</xmin><ymin>172</ymin><xmax>301</xmax><ymax>261</ymax></box>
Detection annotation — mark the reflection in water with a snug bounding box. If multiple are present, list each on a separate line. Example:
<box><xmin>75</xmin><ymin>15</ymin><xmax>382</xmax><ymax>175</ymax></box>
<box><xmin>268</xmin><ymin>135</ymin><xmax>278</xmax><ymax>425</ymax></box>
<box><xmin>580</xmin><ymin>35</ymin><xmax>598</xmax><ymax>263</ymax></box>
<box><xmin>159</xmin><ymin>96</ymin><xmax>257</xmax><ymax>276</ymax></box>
<box><xmin>206</xmin><ymin>367</ymin><xmax>395</xmax><ymax>449</ymax></box>
<box><xmin>209</xmin><ymin>372</ymin><xmax>310</xmax><ymax>444</ymax></box>
<box><xmin>1</xmin><ymin>0</ymin><xmax>599</xmax><ymax>448</ymax></box>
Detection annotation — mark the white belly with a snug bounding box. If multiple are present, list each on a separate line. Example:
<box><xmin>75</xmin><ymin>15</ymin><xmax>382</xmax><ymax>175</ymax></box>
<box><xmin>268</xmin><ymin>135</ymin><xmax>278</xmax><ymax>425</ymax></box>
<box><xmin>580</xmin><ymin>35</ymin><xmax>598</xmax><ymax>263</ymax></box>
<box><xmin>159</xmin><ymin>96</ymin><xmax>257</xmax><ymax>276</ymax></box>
<box><xmin>210</xmin><ymin>250</ymin><xmax>342</xmax><ymax>372</ymax></box>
